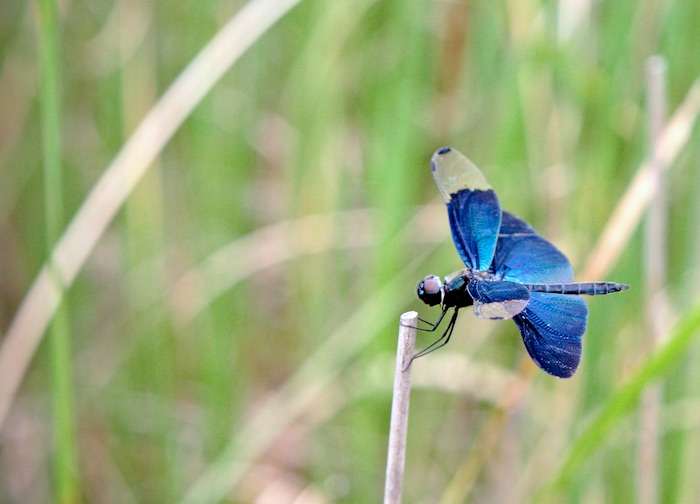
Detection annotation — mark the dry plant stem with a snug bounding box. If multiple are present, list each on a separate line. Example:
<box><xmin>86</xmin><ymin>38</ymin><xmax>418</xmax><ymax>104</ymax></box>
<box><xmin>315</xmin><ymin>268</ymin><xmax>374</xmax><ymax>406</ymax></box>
<box><xmin>384</xmin><ymin>311</ymin><xmax>418</xmax><ymax>504</ymax></box>
<box><xmin>638</xmin><ymin>55</ymin><xmax>668</xmax><ymax>504</ymax></box>
<box><xmin>0</xmin><ymin>0</ymin><xmax>303</xmax><ymax>431</ymax></box>
<box><xmin>178</xmin><ymin>268</ymin><xmax>428</xmax><ymax>504</ymax></box>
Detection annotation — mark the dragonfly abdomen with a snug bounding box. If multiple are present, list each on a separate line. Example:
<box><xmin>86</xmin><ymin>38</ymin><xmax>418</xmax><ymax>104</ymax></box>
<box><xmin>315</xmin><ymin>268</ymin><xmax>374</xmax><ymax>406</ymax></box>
<box><xmin>523</xmin><ymin>282</ymin><xmax>630</xmax><ymax>296</ymax></box>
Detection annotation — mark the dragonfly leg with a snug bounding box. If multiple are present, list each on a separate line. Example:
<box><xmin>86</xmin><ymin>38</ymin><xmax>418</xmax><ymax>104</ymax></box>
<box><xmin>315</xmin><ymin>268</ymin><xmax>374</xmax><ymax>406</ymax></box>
<box><xmin>401</xmin><ymin>306</ymin><xmax>449</xmax><ymax>333</ymax></box>
<box><xmin>404</xmin><ymin>309</ymin><xmax>460</xmax><ymax>370</ymax></box>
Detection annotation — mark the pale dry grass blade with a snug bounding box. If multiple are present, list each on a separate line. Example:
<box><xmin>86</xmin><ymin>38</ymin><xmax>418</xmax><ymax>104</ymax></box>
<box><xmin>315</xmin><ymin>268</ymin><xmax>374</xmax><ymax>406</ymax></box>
<box><xmin>168</xmin><ymin>204</ymin><xmax>445</xmax><ymax>326</ymax></box>
<box><xmin>638</xmin><ymin>55</ymin><xmax>668</xmax><ymax>504</ymax></box>
<box><xmin>0</xmin><ymin>0</ymin><xmax>303</xmax><ymax>431</ymax></box>
<box><xmin>582</xmin><ymin>78</ymin><xmax>700</xmax><ymax>280</ymax></box>
<box><xmin>168</xmin><ymin>210</ymin><xmax>376</xmax><ymax>327</ymax></box>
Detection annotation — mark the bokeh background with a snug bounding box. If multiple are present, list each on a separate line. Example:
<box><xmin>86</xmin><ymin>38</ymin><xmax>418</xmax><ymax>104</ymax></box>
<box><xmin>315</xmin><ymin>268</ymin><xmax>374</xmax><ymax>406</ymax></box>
<box><xmin>1</xmin><ymin>0</ymin><xmax>700</xmax><ymax>502</ymax></box>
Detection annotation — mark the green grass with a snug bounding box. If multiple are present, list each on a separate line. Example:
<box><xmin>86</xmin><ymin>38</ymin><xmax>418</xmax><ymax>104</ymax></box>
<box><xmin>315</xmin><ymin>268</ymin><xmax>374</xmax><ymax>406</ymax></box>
<box><xmin>37</xmin><ymin>0</ymin><xmax>79</xmax><ymax>501</ymax></box>
<box><xmin>1</xmin><ymin>0</ymin><xmax>700</xmax><ymax>502</ymax></box>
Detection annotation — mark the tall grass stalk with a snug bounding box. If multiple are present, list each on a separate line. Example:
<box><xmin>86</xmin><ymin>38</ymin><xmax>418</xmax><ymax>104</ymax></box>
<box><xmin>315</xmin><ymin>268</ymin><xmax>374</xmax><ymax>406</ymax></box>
<box><xmin>36</xmin><ymin>0</ymin><xmax>79</xmax><ymax>501</ymax></box>
<box><xmin>638</xmin><ymin>55</ymin><xmax>669</xmax><ymax>504</ymax></box>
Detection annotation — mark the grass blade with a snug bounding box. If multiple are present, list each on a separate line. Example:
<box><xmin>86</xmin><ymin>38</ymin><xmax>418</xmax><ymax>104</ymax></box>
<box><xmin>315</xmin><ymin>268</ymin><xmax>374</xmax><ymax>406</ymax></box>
<box><xmin>535</xmin><ymin>302</ymin><xmax>700</xmax><ymax>503</ymax></box>
<box><xmin>37</xmin><ymin>0</ymin><xmax>79</xmax><ymax>500</ymax></box>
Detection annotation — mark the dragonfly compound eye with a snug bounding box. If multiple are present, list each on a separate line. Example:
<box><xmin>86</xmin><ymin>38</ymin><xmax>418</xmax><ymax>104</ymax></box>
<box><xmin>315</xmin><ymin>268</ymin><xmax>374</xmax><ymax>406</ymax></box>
<box><xmin>417</xmin><ymin>275</ymin><xmax>443</xmax><ymax>306</ymax></box>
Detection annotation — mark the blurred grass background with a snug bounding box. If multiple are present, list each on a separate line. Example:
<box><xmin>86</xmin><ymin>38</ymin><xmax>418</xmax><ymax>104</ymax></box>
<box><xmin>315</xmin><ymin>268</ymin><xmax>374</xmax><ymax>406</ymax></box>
<box><xmin>1</xmin><ymin>0</ymin><xmax>700</xmax><ymax>502</ymax></box>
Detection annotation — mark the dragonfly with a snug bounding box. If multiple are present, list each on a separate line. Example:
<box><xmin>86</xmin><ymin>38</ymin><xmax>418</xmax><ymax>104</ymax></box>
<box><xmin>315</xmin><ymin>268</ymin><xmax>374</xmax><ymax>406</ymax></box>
<box><xmin>414</xmin><ymin>147</ymin><xmax>629</xmax><ymax>378</ymax></box>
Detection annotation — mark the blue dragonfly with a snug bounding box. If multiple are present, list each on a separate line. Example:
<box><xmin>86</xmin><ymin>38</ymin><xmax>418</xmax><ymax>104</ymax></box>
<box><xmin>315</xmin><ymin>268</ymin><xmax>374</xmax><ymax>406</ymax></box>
<box><xmin>414</xmin><ymin>147</ymin><xmax>629</xmax><ymax>378</ymax></box>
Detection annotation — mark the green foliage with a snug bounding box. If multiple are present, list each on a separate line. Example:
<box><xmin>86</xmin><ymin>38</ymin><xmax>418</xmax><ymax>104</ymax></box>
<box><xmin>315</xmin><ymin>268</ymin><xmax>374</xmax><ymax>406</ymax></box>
<box><xmin>1</xmin><ymin>0</ymin><xmax>699</xmax><ymax>502</ymax></box>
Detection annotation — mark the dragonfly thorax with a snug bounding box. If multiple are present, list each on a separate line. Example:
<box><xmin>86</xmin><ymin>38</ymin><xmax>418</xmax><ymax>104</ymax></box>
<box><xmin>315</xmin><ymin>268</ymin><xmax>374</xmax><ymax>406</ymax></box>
<box><xmin>417</xmin><ymin>270</ymin><xmax>479</xmax><ymax>309</ymax></box>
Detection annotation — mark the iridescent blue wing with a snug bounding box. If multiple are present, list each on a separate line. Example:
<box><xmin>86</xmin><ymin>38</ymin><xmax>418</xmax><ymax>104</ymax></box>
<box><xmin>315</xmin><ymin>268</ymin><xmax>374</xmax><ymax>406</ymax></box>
<box><xmin>513</xmin><ymin>293</ymin><xmax>588</xmax><ymax>378</ymax></box>
<box><xmin>467</xmin><ymin>279</ymin><xmax>530</xmax><ymax>320</ymax></box>
<box><xmin>490</xmin><ymin>211</ymin><xmax>574</xmax><ymax>283</ymax></box>
<box><xmin>431</xmin><ymin>147</ymin><xmax>501</xmax><ymax>272</ymax></box>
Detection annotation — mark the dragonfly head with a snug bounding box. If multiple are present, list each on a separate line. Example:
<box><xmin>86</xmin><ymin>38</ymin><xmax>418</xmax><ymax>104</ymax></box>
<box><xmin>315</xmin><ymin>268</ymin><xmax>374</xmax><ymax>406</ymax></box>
<box><xmin>417</xmin><ymin>274</ymin><xmax>443</xmax><ymax>307</ymax></box>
